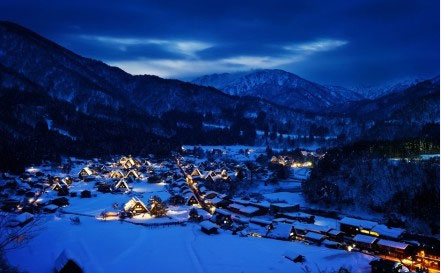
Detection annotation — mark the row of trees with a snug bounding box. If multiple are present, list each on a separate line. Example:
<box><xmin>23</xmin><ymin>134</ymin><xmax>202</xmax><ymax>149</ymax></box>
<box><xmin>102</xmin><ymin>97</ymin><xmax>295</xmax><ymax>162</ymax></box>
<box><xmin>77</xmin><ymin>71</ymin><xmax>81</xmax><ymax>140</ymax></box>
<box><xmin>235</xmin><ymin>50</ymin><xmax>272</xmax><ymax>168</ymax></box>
<box><xmin>303</xmin><ymin>139</ymin><xmax>440</xmax><ymax>234</ymax></box>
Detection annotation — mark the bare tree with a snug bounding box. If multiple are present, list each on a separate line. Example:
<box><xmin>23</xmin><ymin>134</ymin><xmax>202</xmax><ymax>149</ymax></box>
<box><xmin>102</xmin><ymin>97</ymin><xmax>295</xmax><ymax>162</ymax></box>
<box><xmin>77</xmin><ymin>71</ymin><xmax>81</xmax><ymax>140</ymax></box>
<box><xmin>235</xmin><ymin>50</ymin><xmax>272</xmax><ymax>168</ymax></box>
<box><xmin>0</xmin><ymin>213</ymin><xmax>44</xmax><ymax>253</ymax></box>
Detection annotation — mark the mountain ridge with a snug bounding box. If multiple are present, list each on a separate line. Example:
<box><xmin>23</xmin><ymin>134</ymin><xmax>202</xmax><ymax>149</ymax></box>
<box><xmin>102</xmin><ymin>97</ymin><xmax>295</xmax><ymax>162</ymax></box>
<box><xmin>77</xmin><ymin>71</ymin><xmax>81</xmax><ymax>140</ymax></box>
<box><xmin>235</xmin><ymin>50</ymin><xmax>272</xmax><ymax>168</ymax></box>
<box><xmin>192</xmin><ymin>69</ymin><xmax>365</xmax><ymax>111</ymax></box>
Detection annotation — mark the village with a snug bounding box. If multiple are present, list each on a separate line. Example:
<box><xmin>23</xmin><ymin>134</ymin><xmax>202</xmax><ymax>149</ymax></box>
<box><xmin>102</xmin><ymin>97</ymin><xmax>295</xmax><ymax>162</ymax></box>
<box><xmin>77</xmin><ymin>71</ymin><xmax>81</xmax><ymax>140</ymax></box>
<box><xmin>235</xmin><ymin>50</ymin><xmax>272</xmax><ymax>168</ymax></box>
<box><xmin>0</xmin><ymin>145</ymin><xmax>439</xmax><ymax>273</ymax></box>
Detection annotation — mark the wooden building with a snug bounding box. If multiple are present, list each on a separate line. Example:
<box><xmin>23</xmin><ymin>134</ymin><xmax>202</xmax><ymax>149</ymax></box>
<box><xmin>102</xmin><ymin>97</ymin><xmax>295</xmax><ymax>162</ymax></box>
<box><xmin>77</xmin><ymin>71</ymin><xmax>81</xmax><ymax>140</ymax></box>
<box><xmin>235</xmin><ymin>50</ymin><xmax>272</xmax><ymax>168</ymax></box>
<box><xmin>266</xmin><ymin>222</ymin><xmax>295</xmax><ymax>241</ymax></box>
<box><xmin>200</xmin><ymin>220</ymin><xmax>218</xmax><ymax>235</ymax></box>
<box><xmin>78</xmin><ymin>167</ymin><xmax>93</xmax><ymax>180</ymax></box>
<box><xmin>269</xmin><ymin>203</ymin><xmax>300</xmax><ymax>215</ymax></box>
<box><xmin>376</xmin><ymin>239</ymin><xmax>412</xmax><ymax>260</ymax></box>
<box><xmin>114</xmin><ymin>179</ymin><xmax>130</xmax><ymax>191</ymax></box>
<box><xmin>352</xmin><ymin>234</ymin><xmax>378</xmax><ymax>250</ymax></box>
<box><xmin>339</xmin><ymin>217</ymin><xmax>377</xmax><ymax>237</ymax></box>
<box><xmin>123</xmin><ymin>197</ymin><xmax>148</xmax><ymax>215</ymax></box>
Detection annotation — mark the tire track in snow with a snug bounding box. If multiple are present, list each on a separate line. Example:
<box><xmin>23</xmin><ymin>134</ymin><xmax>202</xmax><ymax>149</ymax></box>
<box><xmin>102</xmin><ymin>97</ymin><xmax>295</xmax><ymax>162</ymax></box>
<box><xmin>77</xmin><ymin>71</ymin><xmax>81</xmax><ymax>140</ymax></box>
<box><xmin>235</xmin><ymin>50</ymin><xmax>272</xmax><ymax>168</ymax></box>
<box><xmin>184</xmin><ymin>224</ymin><xmax>205</xmax><ymax>273</ymax></box>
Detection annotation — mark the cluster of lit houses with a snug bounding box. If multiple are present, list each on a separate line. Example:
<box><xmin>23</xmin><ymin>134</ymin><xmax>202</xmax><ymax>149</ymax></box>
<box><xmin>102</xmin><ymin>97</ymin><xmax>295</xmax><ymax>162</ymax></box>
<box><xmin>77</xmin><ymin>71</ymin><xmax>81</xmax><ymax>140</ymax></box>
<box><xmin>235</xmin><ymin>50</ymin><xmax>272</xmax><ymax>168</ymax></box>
<box><xmin>270</xmin><ymin>155</ymin><xmax>313</xmax><ymax>168</ymax></box>
<box><xmin>0</xmin><ymin>153</ymin><xmax>439</xmax><ymax>273</ymax></box>
<box><xmin>175</xmin><ymin>160</ymin><xmax>439</xmax><ymax>272</ymax></box>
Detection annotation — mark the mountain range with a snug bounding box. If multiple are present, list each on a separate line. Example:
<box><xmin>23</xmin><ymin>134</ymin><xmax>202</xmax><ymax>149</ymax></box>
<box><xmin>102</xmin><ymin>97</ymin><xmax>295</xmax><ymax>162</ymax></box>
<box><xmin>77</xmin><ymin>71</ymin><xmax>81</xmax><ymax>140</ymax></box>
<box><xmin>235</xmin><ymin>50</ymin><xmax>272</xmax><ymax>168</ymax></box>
<box><xmin>0</xmin><ymin>20</ymin><xmax>439</xmax><ymax>171</ymax></box>
<box><xmin>192</xmin><ymin>70</ymin><xmax>437</xmax><ymax>111</ymax></box>
<box><xmin>192</xmin><ymin>69</ymin><xmax>364</xmax><ymax>111</ymax></box>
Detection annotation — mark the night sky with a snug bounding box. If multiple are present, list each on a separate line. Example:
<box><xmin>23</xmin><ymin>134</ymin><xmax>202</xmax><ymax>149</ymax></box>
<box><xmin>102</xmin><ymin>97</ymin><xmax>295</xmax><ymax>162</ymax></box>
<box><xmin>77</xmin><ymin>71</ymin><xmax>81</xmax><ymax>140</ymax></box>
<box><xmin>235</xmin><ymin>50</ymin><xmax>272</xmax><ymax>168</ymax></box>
<box><xmin>1</xmin><ymin>0</ymin><xmax>439</xmax><ymax>86</ymax></box>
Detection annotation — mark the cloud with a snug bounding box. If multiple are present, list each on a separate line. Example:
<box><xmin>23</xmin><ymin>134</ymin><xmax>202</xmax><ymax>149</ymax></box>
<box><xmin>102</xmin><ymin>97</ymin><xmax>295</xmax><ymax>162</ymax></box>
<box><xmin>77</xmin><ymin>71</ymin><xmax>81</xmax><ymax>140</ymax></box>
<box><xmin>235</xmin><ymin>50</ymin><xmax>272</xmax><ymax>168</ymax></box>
<box><xmin>285</xmin><ymin>39</ymin><xmax>348</xmax><ymax>53</ymax></box>
<box><xmin>107</xmin><ymin>38</ymin><xmax>347</xmax><ymax>78</ymax></box>
<box><xmin>1</xmin><ymin>0</ymin><xmax>438</xmax><ymax>85</ymax></box>
<box><xmin>77</xmin><ymin>35</ymin><xmax>213</xmax><ymax>57</ymax></box>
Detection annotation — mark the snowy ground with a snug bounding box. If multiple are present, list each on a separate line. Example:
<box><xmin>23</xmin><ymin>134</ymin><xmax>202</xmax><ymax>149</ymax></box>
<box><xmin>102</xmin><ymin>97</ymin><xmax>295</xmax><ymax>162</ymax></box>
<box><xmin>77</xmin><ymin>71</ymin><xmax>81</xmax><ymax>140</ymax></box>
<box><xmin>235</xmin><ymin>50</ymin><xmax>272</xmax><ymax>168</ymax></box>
<box><xmin>7</xmin><ymin>216</ymin><xmax>373</xmax><ymax>273</ymax></box>
<box><xmin>3</xmin><ymin>151</ymin><xmax>386</xmax><ymax>272</ymax></box>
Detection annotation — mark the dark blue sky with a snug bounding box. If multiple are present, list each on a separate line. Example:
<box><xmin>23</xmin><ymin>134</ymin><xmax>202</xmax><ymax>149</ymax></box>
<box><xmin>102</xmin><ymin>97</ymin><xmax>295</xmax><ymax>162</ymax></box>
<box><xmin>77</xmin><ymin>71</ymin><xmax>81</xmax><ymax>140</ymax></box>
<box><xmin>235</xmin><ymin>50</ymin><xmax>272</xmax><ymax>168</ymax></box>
<box><xmin>1</xmin><ymin>0</ymin><xmax>439</xmax><ymax>86</ymax></box>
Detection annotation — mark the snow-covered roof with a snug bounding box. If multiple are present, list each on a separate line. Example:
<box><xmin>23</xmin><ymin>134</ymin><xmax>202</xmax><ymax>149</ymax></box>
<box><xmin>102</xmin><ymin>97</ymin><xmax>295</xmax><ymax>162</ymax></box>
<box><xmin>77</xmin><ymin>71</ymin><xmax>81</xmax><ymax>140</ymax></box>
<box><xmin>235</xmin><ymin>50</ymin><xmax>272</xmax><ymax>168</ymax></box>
<box><xmin>371</xmin><ymin>224</ymin><xmax>404</xmax><ymax>239</ymax></box>
<box><xmin>340</xmin><ymin>217</ymin><xmax>377</xmax><ymax>229</ymax></box>
<box><xmin>206</xmin><ymin>197</ymin><xmax>224</xmax><ymax>205</ymax></box>
<box><xmin>214</xmin><ymin>209</ymin><xmax>231</xmax><ymax>216</ymax></box>
<box><xmin>377</xmin><ymin>239</ymin><xmax>409</xmax><ymax>250</ymax></box>
<box><xmin>328</xmin><ymin>229</ymin><xmax>343</xmax><ymax>236</ymax></box>
<box><xmin>231</xmin><ymin>198</ymin><xmax>250</xmax><ymax>206</ymax></box>
<box><xmin>352</xmin><ymin>234</ymin><xmax>377</xmax><ymax>244</ymax></box>
<box><xmin>115</xmin><ymin>179</ymin><xmax>129</xmax><ymax>190</ymax></box>
<box><xmin>240</xmin><ymin>206</ymin><xmax>260</xmax><ymax>214</ymax></box>
<box><xmin>250</xmin><ymin>218</ymin><xmax>272</xmax><ymax>226</ymax></box>
<box><xmin>281</xmin><ymin>212</ymin><xmax>313</xmax><ymax>218</ymax></box>
<box><xmin>229</xmin><ymin>203</ymin><xmax>243</xmax><ymax>210</ymax></box>
<box><xmin>200</xmin><ymin>220</ymin><xmax>218</xmax><ymax>230</ymax></box>
<box><xmin>246</xmin><ymin>223</ymin><xmax>269</xmax><ymax>236</ymax></box>
<box><xmin>270</xmin><ymin>203</ymin><xmax>299</xmax><ymax>208</ymax></box>
<box><xmin>54</xmin><ymin>250</ymin><xmax>82</xmax><ymax>272</ymax></box>
<box><xmin>293</xmin><ymin>222</ymin><xmax>331</xmax><ymax>233</ymax></box>
<box><xmin>79</xmin><ymin>167</ymin><xmax>93</xmax><ymax>176</ymax></box>
<box><xmin>305</xmin><ymin>232</ymin><xmax>326</xmax><ymax>241</ymax></box>
<box><xmin>267</xmin><ymin>223</ymin><xmax>293</xmax><ymax>239</ymax></box>
<box><xmin>322</xmin><ymin>239</ymin><xmax>340</xmax><ymax>246</ymax></box>
<box><xmin>124</xmin><ymin>197</ymin><xmax>147</xmax><ymax>212</ymax></box>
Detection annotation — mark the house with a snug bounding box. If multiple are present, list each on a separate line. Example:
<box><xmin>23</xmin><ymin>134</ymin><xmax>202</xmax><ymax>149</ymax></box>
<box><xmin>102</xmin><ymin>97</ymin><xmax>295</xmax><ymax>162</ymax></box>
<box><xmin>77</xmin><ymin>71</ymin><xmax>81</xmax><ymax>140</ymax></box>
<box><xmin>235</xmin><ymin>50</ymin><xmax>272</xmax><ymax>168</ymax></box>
<box><xmin>250</xmin><ymin>218</ymin><xmax>272</xmax><ymax>227</ymax></box>
<box><xmin>78</xmin><ymin>167</ymin><xmax>93</xmax><ymax>180</ymax></box>
<box><xmin>200</xmin><ymin>220</ymin><xmax>218</xmax><ymax>235</ymax></box>
<box><xmin>168</xmin><ymin>195</ymin><xmax>186</xmax><ymax>206</ymax></box>
<box><xmin>62</xmin><ymin>177</ymin><xmax>72</xmax><ymax>185</ymax></box>
<box><xmin>125</xmin><ymin>170</ymin><xmax>140</xmax><ymax>180</ymax></box>
<box><xmin>291</xmin><ymin>222</ymin><xmax>331</xmax><ymax>237</ymax></box>
<box><xmin>322</xmin><ymin>239</ymin><xmax>342</xmax><ymax>249</ymax></box>
<box><xmin>376</xmin><ymin>239</ymin><xmax>412</xmax><ymax>259</ymax></box>
<box><xmin>109</xmin><ymin>171</ymin><xmax>124</xmax><ymax>179</ymax></box>
<box><xmin>340</xmin><ymin>217</ymin><xmax>404</xmax><ymax>240</ymax></box>
<box><xmin>339</xmin><ymin>217</ymin><xmax>378</xmax><ymax>237</ymax></box>
<box><xmin>54</xmin><ymin>250</ymin><xmax>83</xmax><ymax>273</ymax></box>
<box><xmin>203</xmin><ymin>171</ymin><xmax>216</xmax><ymax>182</ymax></box>
<box><xmin>371</xmin><ymin>225</ymin><xmax>405</xmax><ymax>240</ymax></box>
<box><xmin>203</xmin><ymin>191</ymin><xmax>218</xmax><ymax>199</ymax></box>
<box><xmin>52</xmin><ymin>181</ymin><xmax>62</xmax><ymax>191</ymax></box>
<box><xmin>114</xmin><ymin>179</ymin><xmax>130</xmax><ymax>191</ymax></box>
<box><xmin>243</xmin><ymin>223</ymin><xmax>270</xmax><ymax>238</ymax></box>
<box><xmin>190</xmin><ymin>168</ymin><xmax>204</xmax><ymax>180</ymax></box>
<box><xmin>211</xmin><ymin>209</ymin><xmax>233</xmax><ymax>227</ymax></box>
<box><xmin>278</xmin><ymin>212</ymin><xmax>315</xmax><ymax>223</ymax></box>
<box><xmin>119</xmin><ymin>156</ymin><xmax>136</xmax><ymax>169</ymax></box>
<box><xmin>186</xmin><ymin>194</ymin><xmax>199</xmax><ymax>206</ymax></box>
<box><xmin>228</xmin><ymin>203</ymin><xmax>263</xmax><ymax>217</ymax></box>
<box><xmin>266</xmin><ymin>222</ymin><xmax>295</xmax><ymax>241</ymax></box>
<box><xmin>123</xmin><ymin>197</ymin><xmax>149</xmax><ymax>215</ymax></box>
<box><xmin>370</xmin><ymin>259</ymin><xmax>405</xmax><ymax>273</ymax></box>
<box><xmin>269</xmin><ymin>203</ymin><xmax>300</xmax><ymax>215</ymax></box>
<box><xmin>205</xmin><ymin>197</ymin><xmax>230</xmax><ymax>208</ymax></box>
<box><xmin>352</xmin><ymin>234</ymin><xmax>378</xmax><ymax>250</ymax></box>
<box><xmin>304</xmin><ymin>232</ymin><xmax>326</xmax><ymax>244</ymax></box>
<box><xmin>327</xmin><ymin>229</ymin><xmax>344</xmax><ymax>242</ymax></box>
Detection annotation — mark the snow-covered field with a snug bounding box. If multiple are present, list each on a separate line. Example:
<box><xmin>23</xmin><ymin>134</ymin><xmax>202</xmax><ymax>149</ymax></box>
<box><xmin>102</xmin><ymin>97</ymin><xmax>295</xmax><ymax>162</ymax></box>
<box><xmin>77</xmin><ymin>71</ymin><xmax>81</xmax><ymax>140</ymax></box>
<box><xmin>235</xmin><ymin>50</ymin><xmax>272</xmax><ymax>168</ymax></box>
<box><xmin>2</xmin><ymin>149</ymin><xmax>400</xmax><ymax>273</ymax></box>
<box><xmin>7</xmin><ymin>216</ymin><xmax>373</xmax><ymax>273</ymax></box>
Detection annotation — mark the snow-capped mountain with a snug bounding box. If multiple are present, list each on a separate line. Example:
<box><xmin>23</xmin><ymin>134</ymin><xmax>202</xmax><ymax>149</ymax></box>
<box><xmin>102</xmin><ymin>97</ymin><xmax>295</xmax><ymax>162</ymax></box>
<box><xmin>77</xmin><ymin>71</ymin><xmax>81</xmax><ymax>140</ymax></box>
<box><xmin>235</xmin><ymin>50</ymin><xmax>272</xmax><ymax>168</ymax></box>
<box><xmin>192</xmin><ymin>69</ymin><xmax>364</xmax><ymax>111</ymax></box>
<box><xmin>351</xmin><ymin>77</ymin><xmax>434</xmax><ymax>99</ymax></box>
